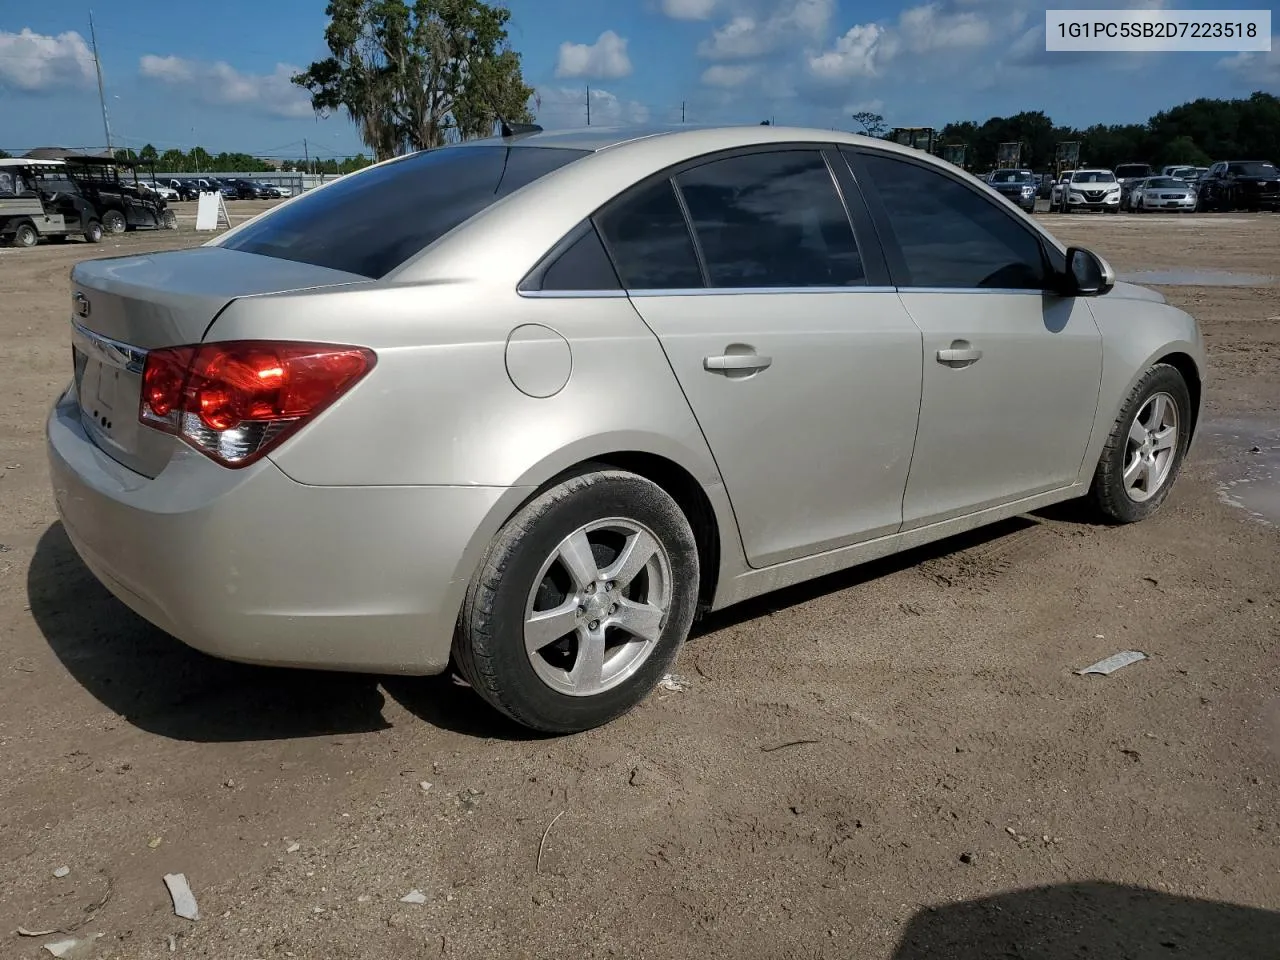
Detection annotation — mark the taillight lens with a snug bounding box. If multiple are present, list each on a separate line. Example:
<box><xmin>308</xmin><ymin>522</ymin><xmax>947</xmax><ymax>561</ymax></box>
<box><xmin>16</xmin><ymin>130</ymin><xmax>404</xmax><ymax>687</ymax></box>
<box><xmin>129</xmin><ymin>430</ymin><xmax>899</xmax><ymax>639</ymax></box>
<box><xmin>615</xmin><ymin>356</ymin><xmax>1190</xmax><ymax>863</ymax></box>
<box><xmin>139</xmin><ymin>341</ymin><xmax>376</xmax><ymax>468</ymax></box>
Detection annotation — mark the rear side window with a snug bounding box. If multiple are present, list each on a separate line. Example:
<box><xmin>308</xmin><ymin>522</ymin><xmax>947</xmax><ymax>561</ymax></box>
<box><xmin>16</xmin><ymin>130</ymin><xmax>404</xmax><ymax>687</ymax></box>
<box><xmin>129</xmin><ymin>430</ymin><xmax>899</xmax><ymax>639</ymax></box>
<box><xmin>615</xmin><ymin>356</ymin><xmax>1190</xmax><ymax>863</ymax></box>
<box><xmin>675</xmin><ymin>150</ymin><xmax>863</xmax><ymax>288</ymax></box>
<box><xmin>221</xmin><ymin>145</ymin><xmax>589</xmax><ymax>279</ymax></box>
<box><xmin>536</xmin><ymin>224</ymin><xmax>621</xmax><ymax>291</ymax></box>
<box><xmin>596</xmin><ymin>179</ymin><xmax>704</xmax><ymax>289</ymax></box>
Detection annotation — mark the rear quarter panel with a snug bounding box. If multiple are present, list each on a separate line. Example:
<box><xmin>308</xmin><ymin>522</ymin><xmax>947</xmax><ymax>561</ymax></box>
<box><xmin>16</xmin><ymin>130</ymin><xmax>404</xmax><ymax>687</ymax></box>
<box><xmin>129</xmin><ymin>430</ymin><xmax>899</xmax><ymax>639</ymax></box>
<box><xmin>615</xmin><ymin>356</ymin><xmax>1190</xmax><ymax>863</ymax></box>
<box><xmin>207</xmin><ymin>282</ymin><xmax>725</xmax><ymax>490</ymax></box>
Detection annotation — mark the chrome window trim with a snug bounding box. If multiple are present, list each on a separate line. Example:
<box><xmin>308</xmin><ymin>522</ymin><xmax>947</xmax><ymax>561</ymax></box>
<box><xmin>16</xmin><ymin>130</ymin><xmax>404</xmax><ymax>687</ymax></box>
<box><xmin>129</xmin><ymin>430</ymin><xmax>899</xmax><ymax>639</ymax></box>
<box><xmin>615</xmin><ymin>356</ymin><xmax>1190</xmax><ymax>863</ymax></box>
<box><xmin>71</xmin><ymin>320</ymin><xmax>148</xmax><ymax>374</ymax></box>
<box><xmin>518</xmin><ymin>289</ymin><xmax>628</xmax><ymax>299</ymax></box>
<box><xmin>628</xmin><ymin>285</ymin><xmax>899</xmax><ymax>297</ymax></box>
<box><xmin>519</xmin><ymin>285</ymin><xmax>1053</xmax><ymax>298</ymax></box>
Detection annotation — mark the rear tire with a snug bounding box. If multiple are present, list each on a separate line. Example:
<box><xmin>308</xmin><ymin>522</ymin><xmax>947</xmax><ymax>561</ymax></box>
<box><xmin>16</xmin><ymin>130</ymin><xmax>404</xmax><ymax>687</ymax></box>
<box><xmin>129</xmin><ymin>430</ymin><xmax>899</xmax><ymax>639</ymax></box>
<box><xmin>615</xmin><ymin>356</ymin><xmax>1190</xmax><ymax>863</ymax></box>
<box><xmin>162</xmin><ymin>209</ymin><xmax>178</xmax><ymax>230</ymax></box>
<box><xmin>102</xmin><ymin>210</ymin><xmax>126</xmax><ymax>234</ymax></box>
<box><xmin>13</xmin><ymin>222</ymin><xmax>38</xmax><ymax>247</ymax></box>
<box><xmin>1088</xmin><ymin>364</ymin><xmax>1192</xmax><ymax>524</ymax></box>
<box><xmin>454</xmin><ymin>469</ymin><xmax>700</xmax><ymax>734</ymax></box>
<box><xmin>83</xmin><ymin>220</ymin><xmax>103</xmax><ymax>243</ymax></box>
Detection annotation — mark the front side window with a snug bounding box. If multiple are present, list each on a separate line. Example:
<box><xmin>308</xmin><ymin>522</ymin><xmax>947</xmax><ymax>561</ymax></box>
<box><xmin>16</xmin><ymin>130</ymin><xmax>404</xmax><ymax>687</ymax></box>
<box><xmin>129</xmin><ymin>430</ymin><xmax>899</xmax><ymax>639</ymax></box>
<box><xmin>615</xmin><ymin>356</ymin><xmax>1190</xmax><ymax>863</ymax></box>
<box><xmin>595</xmin><ymin>179</ymin><xmax>704</xmax><ymax>289</ymax></box>
<box><xmin>860</xmin><ymin>153</ymin><xmax>1049</xmax><ymax>290</ymax></box>
<box><xmin>221</xmin><ymin>145</ymin><xmax>589</xmax><ymax>279</ymax></box>
<box><xmin>674</xmin><ymin>150</ymin><xmax>863</xmax><ymax>288</ymax></box>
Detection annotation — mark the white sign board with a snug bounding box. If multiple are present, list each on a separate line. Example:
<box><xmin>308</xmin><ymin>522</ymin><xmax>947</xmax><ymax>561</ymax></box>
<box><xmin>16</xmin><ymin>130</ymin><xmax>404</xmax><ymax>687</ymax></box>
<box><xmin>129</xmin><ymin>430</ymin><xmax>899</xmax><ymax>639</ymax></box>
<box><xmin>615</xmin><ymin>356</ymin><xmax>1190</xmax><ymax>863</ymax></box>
<box><xmin>195</xmin><ymin>191</ymin><xmax>230</xmax><ymax>231</ymax></box>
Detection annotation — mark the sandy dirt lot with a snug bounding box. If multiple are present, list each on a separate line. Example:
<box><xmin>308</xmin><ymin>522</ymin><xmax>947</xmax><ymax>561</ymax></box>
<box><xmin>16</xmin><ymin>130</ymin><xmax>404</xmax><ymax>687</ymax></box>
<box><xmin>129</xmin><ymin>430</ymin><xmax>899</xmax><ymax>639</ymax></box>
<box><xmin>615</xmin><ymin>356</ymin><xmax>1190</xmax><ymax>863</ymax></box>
<box><xmin>1</xmin><ymin>204</ymin><xmax>1278</xmax><ymax>959</ymax></box>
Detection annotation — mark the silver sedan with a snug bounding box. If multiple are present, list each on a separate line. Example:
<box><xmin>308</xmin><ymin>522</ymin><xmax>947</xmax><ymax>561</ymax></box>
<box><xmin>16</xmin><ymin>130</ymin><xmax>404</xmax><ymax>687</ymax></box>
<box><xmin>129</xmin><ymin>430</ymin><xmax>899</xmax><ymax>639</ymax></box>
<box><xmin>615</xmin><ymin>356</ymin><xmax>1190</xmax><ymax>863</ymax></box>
<box><xmin>47</xmin><ymin>125</ymin><xmax>1204</xmax><ymax>732</ymax></box>
<box><xmin>1130</xmin><ymin>176</ymin><xmax>1198</xmax><ymax>212</ymax></box>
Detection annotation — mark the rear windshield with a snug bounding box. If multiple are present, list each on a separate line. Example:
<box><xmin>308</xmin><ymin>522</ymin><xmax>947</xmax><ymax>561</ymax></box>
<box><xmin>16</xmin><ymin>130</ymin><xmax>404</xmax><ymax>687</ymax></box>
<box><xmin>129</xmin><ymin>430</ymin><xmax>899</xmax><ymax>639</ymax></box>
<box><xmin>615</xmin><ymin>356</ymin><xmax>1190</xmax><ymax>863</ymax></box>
<box><xmin>221</xmin><ymin>144</ymin><xmax>589</xmax><ymax>278</ymax></box>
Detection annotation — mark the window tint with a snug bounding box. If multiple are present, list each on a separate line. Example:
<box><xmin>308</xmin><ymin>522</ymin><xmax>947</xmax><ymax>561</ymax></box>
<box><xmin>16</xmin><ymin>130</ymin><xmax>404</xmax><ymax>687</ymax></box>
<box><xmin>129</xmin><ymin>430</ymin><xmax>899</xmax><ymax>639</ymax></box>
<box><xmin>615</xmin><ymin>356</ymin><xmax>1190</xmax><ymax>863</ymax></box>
<box><xmin>861</xmin><ymin>154</ymin><xmax>1048</xmax><ymax>290</ymax></box>
<box><xmin>596</xmin><ymin>179</ymin><xmax>703</xmax><ymax>289</ymax></box>
<box><xmin>676</xmin><ymin>151</ymin><xmax>863</xmax><ymax>288</ymax></box>
<box><xmin>221</xmin><ymin>145</ymin><xmax>588</xmax><ymax>279</ymax></box>
<box><xmin>535</xmin><ymin>223</ymin><xmax>621</xmax><ymax>291</ymax></box>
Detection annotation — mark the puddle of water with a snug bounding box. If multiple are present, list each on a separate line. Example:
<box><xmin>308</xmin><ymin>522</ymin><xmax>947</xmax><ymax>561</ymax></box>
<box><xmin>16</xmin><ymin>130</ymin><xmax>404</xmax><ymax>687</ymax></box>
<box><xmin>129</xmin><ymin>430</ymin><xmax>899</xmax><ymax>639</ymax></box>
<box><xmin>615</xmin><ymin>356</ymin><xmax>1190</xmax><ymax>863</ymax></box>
<box><xmin>1204</xmin><ymin>417</ymin><xmax>1280</xmax><ymax>526</ymax></box>
<box><xmin>1119</xmin><ymin>269</ymin><xmax>1277</xmax><ymax>287</ymax></box>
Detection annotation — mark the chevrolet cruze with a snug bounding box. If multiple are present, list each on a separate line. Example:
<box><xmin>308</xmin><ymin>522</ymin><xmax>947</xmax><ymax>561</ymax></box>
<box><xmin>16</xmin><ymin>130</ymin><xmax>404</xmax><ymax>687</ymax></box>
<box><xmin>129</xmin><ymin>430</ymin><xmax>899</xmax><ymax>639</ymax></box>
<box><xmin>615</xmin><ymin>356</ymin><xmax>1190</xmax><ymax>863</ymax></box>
<box><xmin>47</xmin><ymin>125</ymin><xmax>1204</xmax><ymax>732</ymax></box>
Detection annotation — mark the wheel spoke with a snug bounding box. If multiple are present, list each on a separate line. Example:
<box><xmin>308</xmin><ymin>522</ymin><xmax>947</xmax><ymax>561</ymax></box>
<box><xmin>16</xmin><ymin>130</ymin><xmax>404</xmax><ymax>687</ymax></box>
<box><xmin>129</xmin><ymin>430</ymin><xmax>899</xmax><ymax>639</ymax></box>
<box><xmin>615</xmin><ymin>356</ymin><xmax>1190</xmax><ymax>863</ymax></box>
<box><xmin>600</xmin><ymin>529</ymin><xmax>660</xmax><ymax>590</ymax></box>
<box><xmin>1140</xmin><ymin>458</ymin><xmax>1156</xmax><ymax>491</ymax></box>
<box><xmin>525</xmin><ymin>599</ymin><xmax>581</xmax><ymax>655</ymax></box>
<box><xmin>568</xmin><ymin>626</ymin><xmax>606</xmax><ymax>694</ymax></box>
<box><xmin>1128</xmin><ymin>417</ymin><xmax>1148</xmax><ymax>447</ymax></box>
<box><xmin>1151</xmin><ymin>426</ymin><xmax>1177</xmax><ymax>452</ymax></box>
<box><xmin>1123</xmin><ymin>454</ymin><xmax>1144</xmax><ymax>486</ymax></box>
<box><xmin>611</xmin><ymin>597</ymin><xmax>665</xmax><ymax>643</ymax></box>
<box><xmin>556</xmin><ymin>530</ymin><xmax>600</xmax><ymax>590</ymax></box>
<box><xmin>1148</xmin><ymin>394</ymin><xmax>1168</xmax><ymax>429</ymax></box>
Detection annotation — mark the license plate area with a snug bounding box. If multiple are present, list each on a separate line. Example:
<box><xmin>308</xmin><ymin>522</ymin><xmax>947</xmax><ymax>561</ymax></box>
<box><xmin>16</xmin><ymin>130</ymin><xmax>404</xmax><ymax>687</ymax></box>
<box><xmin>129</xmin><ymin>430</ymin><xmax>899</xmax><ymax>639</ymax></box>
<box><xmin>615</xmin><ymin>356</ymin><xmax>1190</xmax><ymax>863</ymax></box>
<box><xmin>71</xmin><ymin>322</ymin><xmax>148</xmax><ymax>452</ymax></box>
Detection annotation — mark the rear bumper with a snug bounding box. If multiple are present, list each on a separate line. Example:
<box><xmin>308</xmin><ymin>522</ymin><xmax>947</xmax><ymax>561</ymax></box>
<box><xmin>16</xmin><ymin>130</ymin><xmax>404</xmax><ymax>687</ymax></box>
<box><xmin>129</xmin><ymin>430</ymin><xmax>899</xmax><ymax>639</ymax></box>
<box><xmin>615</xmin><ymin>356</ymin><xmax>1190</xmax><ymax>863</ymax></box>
<box><xmin>46</xmin><ymin>386</ymin><xmax>520</xmax><ymax>675</ymax></box>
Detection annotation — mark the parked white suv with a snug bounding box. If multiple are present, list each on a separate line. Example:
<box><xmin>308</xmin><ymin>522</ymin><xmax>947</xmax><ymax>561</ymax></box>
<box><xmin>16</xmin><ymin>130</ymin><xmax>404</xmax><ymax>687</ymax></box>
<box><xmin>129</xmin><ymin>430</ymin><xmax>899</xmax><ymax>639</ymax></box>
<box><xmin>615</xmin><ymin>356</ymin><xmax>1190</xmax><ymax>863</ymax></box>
<box><xmin>1056</xmin><ymin>169</ymin><xmax>1121</xmax><ymax>213</ymax></box>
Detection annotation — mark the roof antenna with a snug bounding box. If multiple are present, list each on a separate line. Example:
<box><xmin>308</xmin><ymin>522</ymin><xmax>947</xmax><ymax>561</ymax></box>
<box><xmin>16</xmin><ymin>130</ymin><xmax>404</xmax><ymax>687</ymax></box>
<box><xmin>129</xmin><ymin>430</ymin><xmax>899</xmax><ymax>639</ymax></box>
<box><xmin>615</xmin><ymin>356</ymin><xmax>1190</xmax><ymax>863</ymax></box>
<box><xmin>459</xmin><ymin>43</ymin><xmax>542</xmax><ymax>140</ymax></box>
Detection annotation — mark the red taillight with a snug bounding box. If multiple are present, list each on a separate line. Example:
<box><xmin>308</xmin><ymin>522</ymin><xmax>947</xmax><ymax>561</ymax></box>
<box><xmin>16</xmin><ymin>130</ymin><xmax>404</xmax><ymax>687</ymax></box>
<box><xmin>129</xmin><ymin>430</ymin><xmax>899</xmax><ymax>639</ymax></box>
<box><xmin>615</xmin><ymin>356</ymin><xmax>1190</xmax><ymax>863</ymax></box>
<box><xmin>139</xmin><ymin>341</ymin><xmax>376</xmax><ymax>468</ymax></box>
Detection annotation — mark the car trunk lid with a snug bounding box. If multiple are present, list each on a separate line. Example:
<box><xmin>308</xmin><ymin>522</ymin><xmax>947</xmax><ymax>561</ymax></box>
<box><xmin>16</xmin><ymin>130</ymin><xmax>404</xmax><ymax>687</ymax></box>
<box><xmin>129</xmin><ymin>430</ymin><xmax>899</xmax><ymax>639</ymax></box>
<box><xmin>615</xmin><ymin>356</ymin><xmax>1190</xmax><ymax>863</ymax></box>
<box><xmin>70</xmin><ymin>246</ymin><xmax>366</xmax><ymax>478</ymax></box>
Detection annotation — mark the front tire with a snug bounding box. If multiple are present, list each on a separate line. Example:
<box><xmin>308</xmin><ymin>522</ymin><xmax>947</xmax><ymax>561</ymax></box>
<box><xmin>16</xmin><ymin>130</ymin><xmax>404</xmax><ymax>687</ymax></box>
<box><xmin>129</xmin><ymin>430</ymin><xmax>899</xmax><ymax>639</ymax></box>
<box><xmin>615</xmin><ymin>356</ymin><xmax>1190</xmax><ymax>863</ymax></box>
<box><xmin>102</xmin><ymin>210</ymin><xmax>126</xmax><ymax>234</ymax></box>
<box><xmin>83</xmin><ymin>220</ymin><xmax>103</xmax><ymax>243</ymax></box>
<box><xmin>1088</xmin><ymin>364</ymin><xmax>1192</xmax><ymax>523</ymax></box>
<box><xmin>454</xmin><ymin>469</ymin><xmax>700</xmax><ymax>734</ymax></box>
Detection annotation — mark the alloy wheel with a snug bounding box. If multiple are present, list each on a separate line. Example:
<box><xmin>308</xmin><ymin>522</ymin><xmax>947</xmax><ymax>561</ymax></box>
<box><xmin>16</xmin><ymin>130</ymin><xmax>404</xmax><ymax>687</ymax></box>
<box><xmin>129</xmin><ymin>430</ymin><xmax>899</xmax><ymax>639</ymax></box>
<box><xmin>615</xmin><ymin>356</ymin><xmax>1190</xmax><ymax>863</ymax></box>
<box><xmin>1123</xmin><ymin>392</ymin><xmax>1180</xmax><ymax>502</ymax></box>
<box><xmin>523</xmin><ymin>519</ymin><xmax>672</xmax><ymax>697</ymax></box>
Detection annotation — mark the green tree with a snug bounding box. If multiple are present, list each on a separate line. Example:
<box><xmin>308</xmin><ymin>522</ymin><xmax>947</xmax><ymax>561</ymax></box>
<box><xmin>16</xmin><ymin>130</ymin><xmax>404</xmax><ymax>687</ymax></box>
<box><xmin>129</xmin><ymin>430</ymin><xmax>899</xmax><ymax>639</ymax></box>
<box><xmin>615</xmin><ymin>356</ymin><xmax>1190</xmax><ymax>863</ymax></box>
<box><xmin>293</xmin><ymin>0</ymin><xmax>533</xmax><ymax>159</ymax></box>
<box><xmin>1157</xmin><ymin>135</ymin><xmax>1211</xmax><ymax>167</ymax></box>
<box><xmin>140</xmin><ymin>143</ymin><xmax>158</xmax><ymax>162</ymax></box>
<box><xmin>851</xmin><ymin>111</ymin><xmax>887</xmax><ymax>137</ymax></box>
<box><xmin>0</xmin><ymin>148</ymin><xmax>11</xmax><ymax>159</ymax></box>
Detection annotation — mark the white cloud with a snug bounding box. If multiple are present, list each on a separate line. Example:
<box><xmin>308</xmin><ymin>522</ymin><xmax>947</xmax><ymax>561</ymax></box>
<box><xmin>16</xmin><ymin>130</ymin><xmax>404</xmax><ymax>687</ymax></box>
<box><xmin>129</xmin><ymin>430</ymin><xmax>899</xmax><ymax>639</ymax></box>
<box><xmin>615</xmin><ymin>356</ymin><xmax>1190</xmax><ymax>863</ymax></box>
<box><xmin>898</xmin><ymin>3</ymin><xmax>991</xmax><ymax>51</ymax></box>
<box><xmin>1218</xmin><ymin>40</ymin><xmax>1280</xmax><ymax>84</ymax></box>
<box><xmin>0</xmin><ymin>28</ymin><xmax>96</xmax><ymax>92</ymax></box>
<box><xmin>555</xmin><ymin>30</ymin><xmax>633</xmax><ymax>79</ymax></box>
<box><xmin>807</xmin><ymin>2</ymin><xmax>1000</xmax><ymax>82</ymax></box>
<box><xmin>701</xmin><ymin>63</ymin><xmax>756</xmax><ymax>87</ymax></box>
<box><xmin>846</xmin><ymin>98</ymin><xmax>885</xmax><ymax>114</ymax></box>
<box><xmin>661</xmin><ymin>0</ymin><xmax>718</xmax><ymax>19</ymax></box>
<box><xmin>140</xmin><ymin>54</ymin><xmax>313</xmax><ymax>119</ymax></box>
<box><xmin>699</xmin><ymin>0</ymin><xmax>834</xmax><ymax>60</ymax></box>
<box><xmin>533</xmin><ymin>86</ymin><xmax>651</xmax><ymax>129</ymax></box>
<box><xmin>808</xmin><ymin>24</ymin><xmax>895</xmax><ymax>79</ymax></box>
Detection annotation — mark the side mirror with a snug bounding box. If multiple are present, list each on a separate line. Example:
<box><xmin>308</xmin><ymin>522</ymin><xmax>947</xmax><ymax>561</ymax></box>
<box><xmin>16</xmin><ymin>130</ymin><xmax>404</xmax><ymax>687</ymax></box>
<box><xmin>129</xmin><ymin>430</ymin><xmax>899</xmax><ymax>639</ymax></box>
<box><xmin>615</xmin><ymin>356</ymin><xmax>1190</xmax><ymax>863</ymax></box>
<box><xmin>1064</xmin><ymin>246</ymin><xmax>1115</xmax><ymax>297</ymax></box>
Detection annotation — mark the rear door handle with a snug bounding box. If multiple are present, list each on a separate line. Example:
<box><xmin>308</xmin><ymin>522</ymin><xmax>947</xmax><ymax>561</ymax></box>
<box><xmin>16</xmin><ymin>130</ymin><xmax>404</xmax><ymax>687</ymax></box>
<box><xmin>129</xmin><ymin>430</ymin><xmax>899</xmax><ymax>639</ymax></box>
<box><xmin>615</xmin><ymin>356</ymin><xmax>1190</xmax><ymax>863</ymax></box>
<box><xmin>936</xmin><ymin>342</ymin><xmax>982</xmax><ymax>367</ymax></box>
<box><xmin>704</xmin><ymin>354</ymin><xmax>773</xmax><ymax>372</ymax></box>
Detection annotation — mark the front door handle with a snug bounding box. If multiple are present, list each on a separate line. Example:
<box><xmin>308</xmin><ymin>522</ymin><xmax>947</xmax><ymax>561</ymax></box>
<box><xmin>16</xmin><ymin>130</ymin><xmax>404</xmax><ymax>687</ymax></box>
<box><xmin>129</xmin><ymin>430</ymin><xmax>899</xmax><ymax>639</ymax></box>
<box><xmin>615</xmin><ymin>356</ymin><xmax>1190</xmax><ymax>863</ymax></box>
<box><xmin>704</xmin><ymin>354</ymin><xmax>773</xmax><ymax>372</ymax></box>
<box><xmin>936</xmin><ymin>341</ymin><xmax>982</xmax><ymax>367</ymax></box>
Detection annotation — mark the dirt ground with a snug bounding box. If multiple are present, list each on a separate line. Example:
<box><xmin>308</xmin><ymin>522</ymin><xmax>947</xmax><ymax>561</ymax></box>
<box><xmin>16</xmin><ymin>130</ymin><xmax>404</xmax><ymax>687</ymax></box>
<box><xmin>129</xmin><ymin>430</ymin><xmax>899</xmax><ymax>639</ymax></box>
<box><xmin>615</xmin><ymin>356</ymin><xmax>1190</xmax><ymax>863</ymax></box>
<box><xmin>1</xmin><ymin>205</ymin><xmax>1278</xmax><ymax>959</ymax></box>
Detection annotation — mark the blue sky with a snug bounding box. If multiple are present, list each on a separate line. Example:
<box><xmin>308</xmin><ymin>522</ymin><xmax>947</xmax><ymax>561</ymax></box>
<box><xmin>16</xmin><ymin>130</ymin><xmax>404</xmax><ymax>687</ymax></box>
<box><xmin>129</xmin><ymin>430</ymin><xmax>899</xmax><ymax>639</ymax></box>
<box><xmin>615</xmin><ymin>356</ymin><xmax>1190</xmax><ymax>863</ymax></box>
<box><xmin>2</xmin><ymin>0</ymin><xmax>1276</xmax><ymax>157</ymax></box>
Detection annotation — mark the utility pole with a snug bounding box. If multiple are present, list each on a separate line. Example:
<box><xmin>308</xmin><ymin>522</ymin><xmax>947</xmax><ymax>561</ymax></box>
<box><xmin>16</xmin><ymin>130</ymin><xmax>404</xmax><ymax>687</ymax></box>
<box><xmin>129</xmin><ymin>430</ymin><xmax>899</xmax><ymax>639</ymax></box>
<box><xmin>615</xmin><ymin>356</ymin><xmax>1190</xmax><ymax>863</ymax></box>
<box><xmin>681</xmin><ymin>101</ymin><xmax>686</xmax><ymax>123</ymax></box>
<box><xmin>303</xmin><ymin>138</ymin><xmax>311</xmax><ymax>176</ymax></box>
<box><xmin>586</xmin><ymin>86</ymin><xmax>590</xmax><ymax>126</ymax></box>
<box><xmin>88</xmin><ymin>10</ymin><xmax>112</xmax><ymax>152</ymax></box>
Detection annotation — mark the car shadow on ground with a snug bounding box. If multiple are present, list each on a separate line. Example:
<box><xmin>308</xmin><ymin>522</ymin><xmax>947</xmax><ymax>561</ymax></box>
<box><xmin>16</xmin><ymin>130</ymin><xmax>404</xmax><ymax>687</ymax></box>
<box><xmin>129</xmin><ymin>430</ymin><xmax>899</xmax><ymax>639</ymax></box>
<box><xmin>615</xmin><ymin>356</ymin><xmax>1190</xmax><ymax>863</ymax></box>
<box><xmin>890</xmin><ymin>881</ymin><xmax>1280</xmax><ymax>959</ymax></box>
<box><xmin>690</xmin><ymin>512</ymin><xmax>1076</xmax><ymax>636</ymax></box>
<box><xmin>29</xmin><ymin>506</ymin><xmax>1098</xmax><ymax>744</ymax></box>
<box><xmin>27</xmin><ymin>522</ymin><xmax>393</xmax><ymax>743</ymax></box>
<box><xmin>27</xmin><ymin>522</ymin><xmax>550</xmax><ymax>743</ymax></box>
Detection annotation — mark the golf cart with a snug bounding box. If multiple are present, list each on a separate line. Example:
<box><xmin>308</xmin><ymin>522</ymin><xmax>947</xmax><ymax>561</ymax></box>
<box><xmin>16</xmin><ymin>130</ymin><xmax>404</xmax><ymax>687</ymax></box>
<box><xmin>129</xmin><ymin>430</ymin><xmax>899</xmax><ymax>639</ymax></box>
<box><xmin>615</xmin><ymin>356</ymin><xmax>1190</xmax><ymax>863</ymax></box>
<box><xmin>23</xmin><ymin>148</ymin><xmax>177</xmax><ymax>235</ymax></box>
<box><xmin>0</xmin><ymin>158</ymin><xmax>105</xmax><ymax>247</ymax></box>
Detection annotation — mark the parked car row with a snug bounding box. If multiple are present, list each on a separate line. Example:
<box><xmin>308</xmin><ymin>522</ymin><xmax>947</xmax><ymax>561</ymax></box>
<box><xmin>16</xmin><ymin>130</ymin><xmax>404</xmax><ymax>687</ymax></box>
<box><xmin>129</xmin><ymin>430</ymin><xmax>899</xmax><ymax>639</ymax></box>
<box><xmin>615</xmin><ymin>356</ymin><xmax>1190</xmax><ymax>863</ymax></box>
<box><xmin>977</xmin><ymin>158</ymin><xmax>1278</xmax><ymax>215</ymax></box>
<box><xmin>144</xmin><ymin>177</ymin><xmax>290</xmax><ymax>201</ymax></box>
